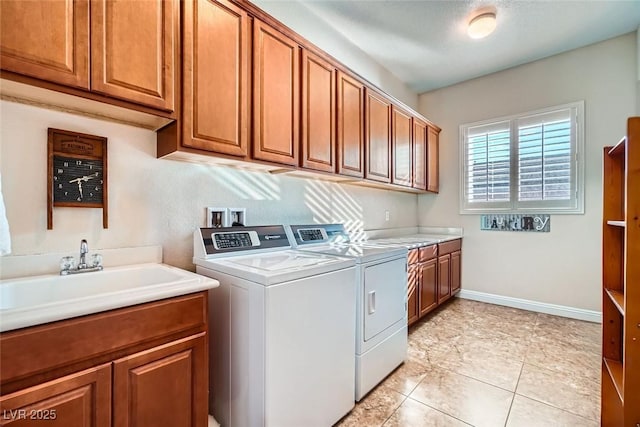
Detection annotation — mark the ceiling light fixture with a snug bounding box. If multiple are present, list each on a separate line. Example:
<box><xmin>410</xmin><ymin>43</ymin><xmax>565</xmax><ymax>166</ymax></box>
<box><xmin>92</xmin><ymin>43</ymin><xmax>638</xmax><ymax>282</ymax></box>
<box><xmin>467</xmin><ymin>12</ymin><xmax>497</xmax><ymax>39</ymax></box>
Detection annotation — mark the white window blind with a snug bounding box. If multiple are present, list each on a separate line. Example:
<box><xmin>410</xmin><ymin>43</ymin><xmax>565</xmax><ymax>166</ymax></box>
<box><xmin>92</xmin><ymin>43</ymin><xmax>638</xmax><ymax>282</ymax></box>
<box><xmin>460</xmin><ymin>102</ymin><xmax>584</xmax><ymax>214</ymax></box>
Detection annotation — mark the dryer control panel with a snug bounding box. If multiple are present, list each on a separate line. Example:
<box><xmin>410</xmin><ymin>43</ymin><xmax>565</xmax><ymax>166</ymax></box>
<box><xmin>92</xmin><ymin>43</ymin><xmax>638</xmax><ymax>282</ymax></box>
<box><xmin>287</xmin><ymin>224</ymin><xmax>350</xmax><ymax>247</ymax></box>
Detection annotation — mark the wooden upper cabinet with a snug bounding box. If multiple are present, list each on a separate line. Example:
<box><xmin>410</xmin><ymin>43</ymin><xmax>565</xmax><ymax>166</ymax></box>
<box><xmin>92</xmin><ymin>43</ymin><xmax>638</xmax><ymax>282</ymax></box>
<box><xmin>91</xmin><ymin>0</ymin><xmax>176</xmax><ymax>111</ymax></box>
<box><xmin>364</xmin><ymin>88</ymin><xmax>392</xmax><ymax>183</ymax></box>
<box><xmin>427</xmin><ymin>125</ymin><xmax>440</xmax><ymax>193</ymax></box>
<box><xmin>301</xmin><ymin>50</ymin><xmax>336</xmax><ymax>173</ymax></box>
<box><xmin>181</xmin><ymin>0</ymin><xmax>250</xmax><ymax>157</ymax></box>
<box><xmin>113</xmin><ymin>333</ymin><xmax>207</xmax><ymax>427</ymax></box>
<box><xmin>336</xmin><ymin>71</ymin><xmax>365</xmax><ymax>178</ymax></box>
<box><xmin>0</xmin><ymin>0</ymin><xmax>89</xmax><ymax>89</ymax></box>
<box><xmin>412</xmin><ymin>118</ymin><xmax>428</xmax><ymax>191</ymax></box>
<box><xmin>253</xmin><ymin>19</ymin><xmax>300</xmax><ymax>166</ymax></box>
<box><xmin>0</xmin><ymin>364</ymin><xmax>112</xmax><ymax>427</ymax></box>
<box><xmin>391</xmin><ymin>106</ymin><xmax>413</xmax><ymax>187</ymax></box>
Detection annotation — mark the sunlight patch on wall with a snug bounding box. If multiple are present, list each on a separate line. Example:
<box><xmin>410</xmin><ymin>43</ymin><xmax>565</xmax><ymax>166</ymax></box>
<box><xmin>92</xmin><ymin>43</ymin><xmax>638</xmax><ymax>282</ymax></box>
<box><xmin>208</xmin><ymin>167</ymin><xmax>281</xmax><ymax>201</ymax></box>
<box><xmin>304</xmin><ymin>180</ymin><xmax>365</xmax><ymax>240</ymax></box>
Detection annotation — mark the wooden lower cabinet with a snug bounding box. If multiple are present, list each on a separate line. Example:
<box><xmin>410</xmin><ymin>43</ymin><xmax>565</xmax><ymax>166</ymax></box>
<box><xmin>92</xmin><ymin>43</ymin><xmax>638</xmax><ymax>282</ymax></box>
<box><xmin>113</xmin><ymin>333</ymin><xmax>207</xmax><ymax>427</ymax></box>
<box><xmin>0</xmin><ymin>364</ymin><xmax>111</xmax><ymax>427</ymax></box>
<box><xmin>419</xmin><ymin>258</ymin><xmax>438</xmax><ymax>316</ymax></box>
<box><xmin>407</xmin><ymin>265</ymin><xmax>419</xmax><ymax>325</ymax></box>
<box><xmin>451</xmin><ymin>250</ymin><xmax>461</xmax><ymax>295</ymax></box>
<box><xmin>438</xmin><ymin>254</ymin><xmax>451</xmax><ymax>304</ymax></box>
<box><xmin>0</xmin><ymin>292</ymin><xmax>209</xmax><ymax>427</ymax></box>
<box><xmin>406</xmin><ymin>239</ymin><xmax>462</xmax><ymax>326</ymax></box>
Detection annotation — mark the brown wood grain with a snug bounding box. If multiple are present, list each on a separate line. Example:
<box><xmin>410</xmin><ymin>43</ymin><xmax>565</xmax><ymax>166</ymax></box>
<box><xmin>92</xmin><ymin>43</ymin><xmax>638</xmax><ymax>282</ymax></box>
<box><xmin>407</xmin><ymin>265</ymin><xmax>419</xmax><ymax>326</ymax></box>
<box><xmin>419</xmin><ymin>258</ymin><xmax>438</xmax><ymax>317</ymax></box>
<box><xmin>181</xmin><ymin>0</ymin><xmax>250</xmax><ymax>157</ymax></box>
<box><xmin>438</xmin><ymin>239</ymin><xmax>461</xmax><ymax>255</ymax></box>
<box><xmin>437</xmin><ymin>254</ymin><xmax>451</xmax><ymax>304</ymax></box>
<box><xmin>419</xmin><ymin>244</ymin><xmax>437</xmax><ymax>262</ymax></box>
<box><xmin>0</xmin><ymin>0</ymin><xmax>90</xmax><ymax>89</ymax></box>
<box><xmin>336</xmin><ymin>71</ymin><xmax>365</xmax><ymax>178</ymax></box>
<box><xmin>412</xmin><ymin>118</ymin><xmax>428</xmax><ymax>191</ymax></box>
<box><xmin>364</xmin><ymin>88</ymin><xmax>391</xmax><ymax>183</ymax></box>
<box><xmin>252</xmin><ymin>19</ymin><xmax>300</xmax><ymax>166</ymax></box>
<box><xmin>0</xmin><ymin>292</ymin><xmax>207</xmax><ymax>391</ymax></box>
<box><xmin>0</xmin><ymin>363</ymin><xmax>111</xmax><ymax>427</ymax></box>
<box><xmin>391</xmin><ymin>106</ymin><xmax>413</xmax><ymax>187</ymax></box>
<box><xmin>113</xmin><ymin>333</ymin><xmax>207</xmax><ymax>427</ymax></box>
<box><xmin>91</xmin><ymin>0</ymin><xmax>176</xmax><ymax>112</ymax></box>
<box><xmin>427</xmin><ymin>125</ymin><xmax>440</xmax><ymax>193</ymax></box>
<box><xmin>450</xmin><ymin>250</ymin><xmax>461</xmax><ymax>295</ymax></box>
<box><xmin>301</xmin><ymin>50</ymin><xmax>336</xmax><ymax>172</ymax></box>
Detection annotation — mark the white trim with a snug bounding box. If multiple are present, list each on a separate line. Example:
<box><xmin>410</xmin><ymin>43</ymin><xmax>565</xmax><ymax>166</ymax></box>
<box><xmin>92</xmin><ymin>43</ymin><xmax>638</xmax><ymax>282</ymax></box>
<box><xmin>456</xmin><ymin>289</ymin><xmax>602</xmax><ymax>323</ymax></box>
<box><xmin>459</xmin><ymin>100</ymin><xmax>585</xmax><ymax>215</ymax></box>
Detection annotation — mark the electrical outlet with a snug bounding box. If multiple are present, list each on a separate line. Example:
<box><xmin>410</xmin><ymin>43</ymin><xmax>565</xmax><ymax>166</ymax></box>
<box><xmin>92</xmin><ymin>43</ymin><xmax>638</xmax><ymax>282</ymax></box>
<box><xmin>228</xmin><ymin>208</ymin><xmax>246</xmax><ymax>226</ymax></box>
<box><xmin>206</xmin><ymin>207</ymin><xmax>228</xmax><ymax>228</ymax></box>
<box><xmin>385</xmin><ymin>210</ymin><xmax>390</xmax><ymax>221</ymax></box>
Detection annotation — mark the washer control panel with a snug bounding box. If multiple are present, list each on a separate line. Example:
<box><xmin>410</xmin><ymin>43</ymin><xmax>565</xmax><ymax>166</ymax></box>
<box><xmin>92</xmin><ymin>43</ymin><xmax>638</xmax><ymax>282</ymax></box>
<box><xmin>212</xmin><ymin>231</ymin><xmax>260</xmax><ymax>250</ymax></box>
<box><xmin>197</xmin><ymin>225</ymin><xmax>291</xmax><ymax>257</ymax></box>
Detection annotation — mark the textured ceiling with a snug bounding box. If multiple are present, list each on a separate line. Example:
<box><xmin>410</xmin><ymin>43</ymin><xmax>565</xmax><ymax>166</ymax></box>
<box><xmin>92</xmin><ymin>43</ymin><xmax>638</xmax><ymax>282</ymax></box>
<box><xmin>290</xmin><ymin>0</ymin><xmax>640</xmax><ymax>93</ymax></box>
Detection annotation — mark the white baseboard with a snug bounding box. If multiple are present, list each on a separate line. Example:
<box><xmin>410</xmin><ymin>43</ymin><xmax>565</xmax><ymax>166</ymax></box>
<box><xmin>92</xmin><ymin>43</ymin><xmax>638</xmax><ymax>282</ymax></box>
<box><xmin>456</xmin><ymin>289</ymin><xmax>602</xmax><ymax>323</ymax></box>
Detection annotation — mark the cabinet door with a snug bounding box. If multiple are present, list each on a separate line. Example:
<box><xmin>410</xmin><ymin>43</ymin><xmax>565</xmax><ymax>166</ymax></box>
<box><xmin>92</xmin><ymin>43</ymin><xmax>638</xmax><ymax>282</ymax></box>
<box><xmin>451</xmin><ymin>250</ymin><xmax>461</xmax><ymax>295</ymax></box>
<box><xmin>336</xmin><ymin>71</ymin><xmax>365</xmax><ymax>178</ymax></box>
<box><xmin>391</xmin><ymin>106</ymin><xmax>413</xmax><ymax>187</ymax></box>
<box><xmin>182</xmin><ymin>0</ymin><xmax>249</xmax><ymax>157</ymax></box>
<box><xmin>0</xmin><ymin>364</ymin><xmax>111</xmax><ymax>427</ymax></box>
<box><xmin>301</xmin><ymin>50</ymin><xmax>335</xmax><ymax>172</ymax></box>
<box><xmin>0</xmin><ymin>0</ymin><xmax>89</xmax><ymax>89</ymax></box>
<box><xmin>413</xmin><ymin>118</ymin><xmax>427</xmax><ymax>191</ymax></box>
<box><xmin>438</xmin><ymin>254</ymin><xmax>451</xmax><ymax>303</ymax></box>
<box><xmin>364</xmin><ymin>88</ymin><xmax>392</xmax><ymax>183</ymax></box>
<box><xmin>408</xmin><ymin>265</ymin><xmax>419</xmax><ymax>326</ymax></box>
<box><xmin>427</xmin><ymin>126</ymin><xmax>440</xmax><ymax>193</ymax></box>
<box><xmin>91</xmin><ymin>0</ymin><xmax>176</xmax><ymax>111</ymax></box>
<box><xmin>419</xmin><ymin>258</ymin><xmax>438</xmax><ymax>317</ymax></box>
<box><xmin>113</xmin><ymin>333</ymin><xmax>207</xmax><ymax>427</ymax></box>
<box><xmin>253</xmin><ymin>19</ymin><xmax>299</xmax><ymax>166</ymax></box>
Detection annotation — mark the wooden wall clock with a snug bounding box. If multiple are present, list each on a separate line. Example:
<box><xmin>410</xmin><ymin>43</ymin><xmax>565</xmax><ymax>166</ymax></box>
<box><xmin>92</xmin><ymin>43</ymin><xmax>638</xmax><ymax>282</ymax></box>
<box><xmin>47</xmin><ymin>128</ymin><xmax>108</xmax><ymax>229</ymax></box>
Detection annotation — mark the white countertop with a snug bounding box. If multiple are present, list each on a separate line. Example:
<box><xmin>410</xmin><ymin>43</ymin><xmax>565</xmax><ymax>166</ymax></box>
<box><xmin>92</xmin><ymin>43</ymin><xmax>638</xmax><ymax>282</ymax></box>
<box><xmin>0</xmin><ymin>263</ymin><xmax>219</xmax><ymax>333</ymax></box>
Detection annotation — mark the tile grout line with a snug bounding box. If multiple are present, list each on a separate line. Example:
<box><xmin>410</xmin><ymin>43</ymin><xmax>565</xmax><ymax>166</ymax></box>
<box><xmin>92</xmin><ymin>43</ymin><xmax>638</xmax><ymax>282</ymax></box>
<box><xmin>503</xmin><ymin>362</ymin><xmax>525</xmax><ymax>427</ymax></box>
<box><xmin>379</xmin><ymin>391</ymin><xmax>409</xmax><ymax>427</ymax></box>
<box><xmin>403</xmin><ymin>396</ymin><xmax>474</xmax><ymax>426</ymax></box>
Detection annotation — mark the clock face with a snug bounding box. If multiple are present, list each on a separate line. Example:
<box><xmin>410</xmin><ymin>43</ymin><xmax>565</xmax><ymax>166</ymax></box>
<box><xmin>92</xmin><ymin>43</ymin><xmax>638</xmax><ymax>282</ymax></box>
<box><xmin>53</xmin><ymin>156</ymin><xmax>104</xmax><ymax>204</ymax></box>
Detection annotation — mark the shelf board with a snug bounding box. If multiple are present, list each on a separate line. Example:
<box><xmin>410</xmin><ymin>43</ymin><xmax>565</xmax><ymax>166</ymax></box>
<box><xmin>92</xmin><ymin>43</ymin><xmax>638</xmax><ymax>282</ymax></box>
<box><xmin>605</xmin><ymin>289</ymin><xmax>625</xmax><ymax>315</ymax></box>
<box><xmin>608</xmin><ymin>137</ymin><xmax>627</xmax><ymax>156</ymax></box>
<box><xmin>603</xmin><ymin>358</ymin><xmax>624</xmax><ymax>402</ymax></box>
<box><xmin>607</xmin><ymin>220</ymin><xmax>626</xmax><ymax>227</ymax></box>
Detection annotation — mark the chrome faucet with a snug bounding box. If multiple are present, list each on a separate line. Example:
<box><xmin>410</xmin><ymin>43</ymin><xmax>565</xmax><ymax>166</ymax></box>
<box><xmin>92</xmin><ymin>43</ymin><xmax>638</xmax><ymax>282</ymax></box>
<box><xmin>60</xmin><ymin>239</ymin><xmax>103</xmax><ymax>275</ymax></box>
<box><xmin>78</xmin><ymin>239</ymin><xmax>89</xmax><ymax>269</ymax></box>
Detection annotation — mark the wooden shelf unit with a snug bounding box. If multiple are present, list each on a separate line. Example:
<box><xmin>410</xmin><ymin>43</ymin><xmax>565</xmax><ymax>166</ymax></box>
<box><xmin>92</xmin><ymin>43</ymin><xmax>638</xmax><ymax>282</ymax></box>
<box><xmin>601</xmin><ymin>117</ymin><xmax>640</xmax><ymax>427</ymax></box>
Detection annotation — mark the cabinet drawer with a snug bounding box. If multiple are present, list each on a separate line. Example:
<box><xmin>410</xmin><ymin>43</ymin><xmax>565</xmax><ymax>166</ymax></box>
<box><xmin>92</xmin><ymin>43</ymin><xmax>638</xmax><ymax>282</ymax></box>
<box><xmin>1</xmin><ymin>292</ymin><xmax>207</xmax><ymax>387</ymax></box>
<box><xmin>438</xmin><ymin>239</ymin><xmax>462</xmax><ymax>255</ymax></box>
<box><xmin>408</xmin><ymin>249</ymin><xmax>420</xmax><ymax>265</ymax></box>
<box><xmin>419</xmin><ymin>244</ymin><xmax>437</xmax><ymax>262</ymax></box>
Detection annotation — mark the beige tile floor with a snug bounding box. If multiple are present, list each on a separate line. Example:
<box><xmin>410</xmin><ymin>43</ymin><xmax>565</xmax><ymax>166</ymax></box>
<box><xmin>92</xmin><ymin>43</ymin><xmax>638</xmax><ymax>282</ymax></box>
<box><xmin>335</xmin><ymin>298</ymin><xmax>602</xmax><ymax>427</ymax></box>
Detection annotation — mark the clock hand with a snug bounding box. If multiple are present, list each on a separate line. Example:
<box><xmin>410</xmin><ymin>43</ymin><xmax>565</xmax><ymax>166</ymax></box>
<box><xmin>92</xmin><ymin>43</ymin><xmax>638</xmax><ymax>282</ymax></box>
<box><xmin>69</xmin><ymin>174</ymin><xmax>97</xmax><ymax>184</ymax></box>
<box><xmin>77</xmin><ymin>180</ymin><xmax>83</xmax><ymax>199</ymax></box>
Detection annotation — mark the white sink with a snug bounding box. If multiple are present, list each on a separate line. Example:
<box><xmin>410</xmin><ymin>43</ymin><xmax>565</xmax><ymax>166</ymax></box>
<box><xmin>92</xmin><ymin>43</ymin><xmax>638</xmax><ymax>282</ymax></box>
<box><xmin>0</xmin><ymin>263</ymin><xmax>219</xmax><ymax>332</ymax></box>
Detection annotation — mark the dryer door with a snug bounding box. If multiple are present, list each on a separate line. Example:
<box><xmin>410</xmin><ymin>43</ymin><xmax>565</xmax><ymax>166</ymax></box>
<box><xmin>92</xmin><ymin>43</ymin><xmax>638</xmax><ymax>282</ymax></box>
<box><xmin>363</xmin><ymin>257</ymin><xmax>407</xmax><ymax>341</ymax></box>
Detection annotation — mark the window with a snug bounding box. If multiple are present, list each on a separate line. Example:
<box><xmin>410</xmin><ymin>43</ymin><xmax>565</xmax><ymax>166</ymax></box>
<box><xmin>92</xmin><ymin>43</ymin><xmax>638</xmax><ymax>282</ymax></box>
<box><xmin>460</xmin><ymin>101</ymin><xmax>584</xmax><ymax>214</ymax></box>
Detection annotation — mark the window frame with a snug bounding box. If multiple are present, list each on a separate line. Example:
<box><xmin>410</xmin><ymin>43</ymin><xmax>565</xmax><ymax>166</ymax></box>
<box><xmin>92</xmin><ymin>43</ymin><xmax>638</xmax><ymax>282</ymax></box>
<box><xmin>459</xmin><ymin>101</ymin><xmax>585</xmax><ymax>215</ymax></box>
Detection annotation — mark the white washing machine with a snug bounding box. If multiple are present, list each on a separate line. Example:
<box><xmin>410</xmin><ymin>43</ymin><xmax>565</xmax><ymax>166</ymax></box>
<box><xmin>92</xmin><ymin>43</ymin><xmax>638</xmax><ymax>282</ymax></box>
<box><xmin>193</xmin><ymin>225</ymin><xmax>357</xmax><ymax>427</ymax></box>
<box><xmin>286</xmin><ymin>224</ymin><xmax>408</xmax><ymax>401</ymax></box>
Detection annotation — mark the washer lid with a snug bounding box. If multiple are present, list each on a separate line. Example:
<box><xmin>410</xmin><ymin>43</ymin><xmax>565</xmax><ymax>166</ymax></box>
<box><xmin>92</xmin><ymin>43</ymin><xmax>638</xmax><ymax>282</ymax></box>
<box><xmin>194</xmin><ymin>250</ymin><xmax>355</xmax><ymax>285</ymax></box>
<box><xmin>294</xmin><ymin>243</ymin><xmax>407</xmax><ymax>264</ymax></box>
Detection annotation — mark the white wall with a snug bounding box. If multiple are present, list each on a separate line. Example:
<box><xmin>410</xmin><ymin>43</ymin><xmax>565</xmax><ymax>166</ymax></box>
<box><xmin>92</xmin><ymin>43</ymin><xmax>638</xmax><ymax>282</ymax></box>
<box><xmin>418</xmin><ymin>33</ymin><xmax>637</xmax><ymax>312</ymax></box>
<box><xmin>0</xmin><ymin>101</ymin><xmax>417</xmax><ymax>272</ymax></box>
<box><xmin>250</xmin><ymin>0</ymin><xmax>418</xmax><ymax>110</ymax></box>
